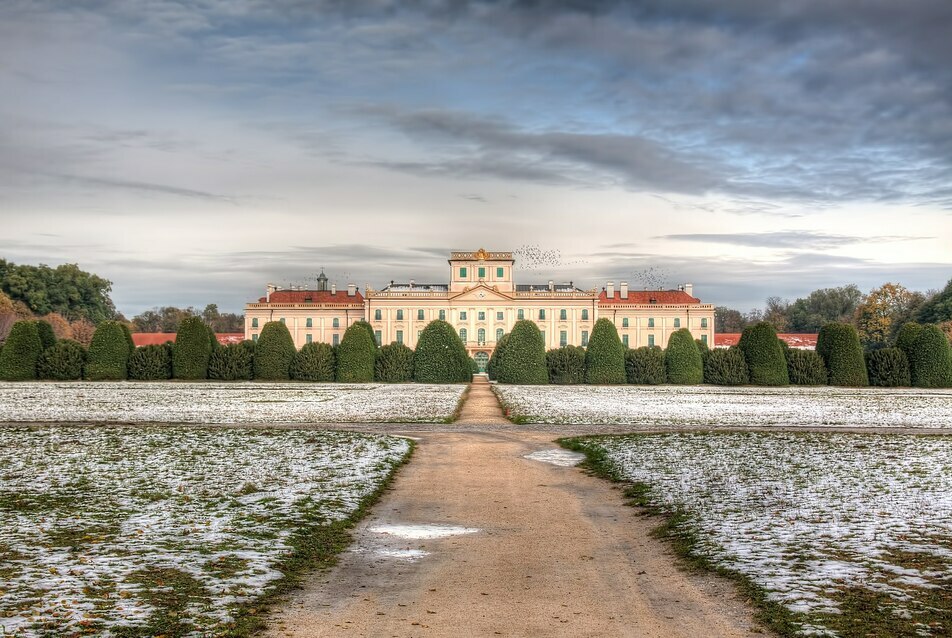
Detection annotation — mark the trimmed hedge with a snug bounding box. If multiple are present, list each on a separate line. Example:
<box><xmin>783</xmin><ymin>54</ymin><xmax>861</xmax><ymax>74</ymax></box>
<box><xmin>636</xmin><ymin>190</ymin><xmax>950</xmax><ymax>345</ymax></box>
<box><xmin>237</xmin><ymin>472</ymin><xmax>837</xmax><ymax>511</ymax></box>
<box><xmin>625</xmin><ymin>347</ymin><xmax>666</xmax><ymax>385</ymax></box>
<box><xmin>85</xmin><ymin>321</ymin><xmax>131</xmax><ymax>380</ymax></box>
<box><xmin>497</xmin><ymin>320</ymin><xmax>548</xmax><ymax>384</ymax></box>
<box><xmin>210</xmin><ymin>342</ymin><xmax>255</xmax><ymax>381</ymax></box>
<box><xmin>37</xmin><ymin>339</ymin><xmax>86</xmax><ymax>381</ymax></box>
<box><xmin>695</xmin><ymin>338</ymin><xmax>710</xmax><ymax>365</ymax></box>
<box><xmin>738</xmin><ymin>322</ymin><xmax>789</xmax><ymax>386</ymax></box>
<box><xmin>254</xmin><ymin>321</ymin><xmax>297</xmax><ymax>381</ymax></box>
<box><xmin>894</xmin><ymin>322</ymin><xmax>923</xmax><ymax>361</ymax></box>
<box><xmin>128</xmin><ymin>343</ymin><xmax>173</xmax><ymax>381</ymax></box>
<box><xmin>0</xmin><ymin>321</ymin><xmax>43</xmax><ymax>381</ymax></box>
<box><xmin>909</xmin><ymin>324</ymin><xmax>952</xmax><ymax>388</ymax></box>
<box><xmin>665</xmin><ymin>328</ymin><xmax>703</xmax><ymax>384</ymax></box>
<box><xmin>866</xmin><ymin>348</ymin><xmax>910</xmax><ymax>387</ymax></box>
<box><xmin>487</xmin><ymin>333</ymin><xmax>509</xmax><ymax>381</ymax></box>
<box><xmin>290</xmin><ymin>342</ymin><xmax>335</xmax><ymax>382</ymax></box>
<box><xmin>413</xmin><ymin>320</ymin><xmax>471</xmax><ymax>383</ymax></box>
<box><xmin>375</xmin><ymin>342</ymin><xmax>415</xmax><ymax>383</ymax></box>
<box><xmin>546</xmin><ymin>345</ymin><xmax>586</xmax><ymax>384</ymax></box>
<box><xmin>703</xmin><ymin>348</ymin><xmax>749</xmax><ymax>385</ymax></box>
<box><xmin>121</xmin><ymin>323</ymin><xmax>136</xmax><ymax>355</ymax></box>
<box><xmin>336</xmin><ymin>322</ymin><xmax>376</xmax><ymax>383</ymax></box>
<box><xmin>585</xmin><ymin>318</ymin><xmax>626</xmax><ymax>384</ymax></box>
<box><xmin>353</xmin><ymin>320</ymin><xmax>378</xmax><ymax>347</ymax></box>
<box><xmin>816</xmin><ymin>322</ymin><xmax>868</xmax><ymax>386</ymax></box>
<box><xmin>173</xmin><ymin>316</ymin><xmax>213</xmax><ymax>380</ymax></box>
<box><xmin>35</xmin><ymin>320</ymin><xmax>56</xmax><ymax>351</ymax></box>
<box><xmin>786</xmin><ymin>349</ymin><xmax>827</xmax><ymax>386</ymax></box>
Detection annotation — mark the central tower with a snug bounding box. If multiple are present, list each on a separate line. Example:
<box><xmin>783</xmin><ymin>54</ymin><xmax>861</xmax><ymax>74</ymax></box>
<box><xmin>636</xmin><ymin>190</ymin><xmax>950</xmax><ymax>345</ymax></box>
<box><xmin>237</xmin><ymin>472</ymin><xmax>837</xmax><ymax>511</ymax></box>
<box><xmin>448</xmin><ymin>248</ymin><xmax>515</xmax><ymax>293</ymax></box>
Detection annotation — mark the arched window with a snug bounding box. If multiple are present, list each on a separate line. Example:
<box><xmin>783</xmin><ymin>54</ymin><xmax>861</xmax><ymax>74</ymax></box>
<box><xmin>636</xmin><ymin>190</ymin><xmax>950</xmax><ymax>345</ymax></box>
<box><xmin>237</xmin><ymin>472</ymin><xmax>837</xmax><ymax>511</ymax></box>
<box><xmin>459</xmin><ymin>328</ymin><xmax>468</xmax><ymax>342</ymax></box>
<box><xmin>673</xmin><ymin>318</ymin><xmax>681</xmax><ymax>328</ymax></box>
<box><xmin>374</xmin><ymin>309</ymin><xmax>381</xmax><ymax>321</ymax></box>
<box><xmin>496</xmin><ymin>328</ymin><xmax>504</xmax><ymax>341</ymax></box>
<box><xmin>332</xmin><ymin>318</ymin><xmax>339</xmax><ymax>328</ymax></box>
<box><xmin>478</xmin><ymin>328</ymin><xmax>486</xmax><ymax>343</ymax></box>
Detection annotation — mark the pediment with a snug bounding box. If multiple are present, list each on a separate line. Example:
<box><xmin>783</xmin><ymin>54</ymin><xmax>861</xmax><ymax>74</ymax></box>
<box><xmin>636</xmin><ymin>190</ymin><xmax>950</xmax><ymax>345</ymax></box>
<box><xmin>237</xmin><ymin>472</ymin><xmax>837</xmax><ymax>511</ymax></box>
<box><xmin>449</xmin><ymin>284</ymin><xmax>514</xmax><ymax>302</ymax></box>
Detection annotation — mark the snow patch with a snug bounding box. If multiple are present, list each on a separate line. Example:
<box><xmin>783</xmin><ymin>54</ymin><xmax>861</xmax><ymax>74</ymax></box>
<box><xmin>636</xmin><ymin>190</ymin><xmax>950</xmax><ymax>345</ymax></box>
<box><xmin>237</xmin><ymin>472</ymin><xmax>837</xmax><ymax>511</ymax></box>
<box><xmin>369</xmin><ymin>524</ymin><xmax>481</xmax><ymax>540</ymax></box>
<box><xmin>524</xmin><ymin>449</ymin><xmax>585</xmax><ymax>467</ymax></box>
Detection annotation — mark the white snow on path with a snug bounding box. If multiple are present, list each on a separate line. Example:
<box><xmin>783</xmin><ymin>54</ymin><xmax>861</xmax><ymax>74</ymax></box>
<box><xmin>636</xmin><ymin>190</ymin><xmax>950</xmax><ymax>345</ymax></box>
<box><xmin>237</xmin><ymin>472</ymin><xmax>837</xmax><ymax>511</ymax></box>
<box><xmin>524</xmin><ymin>449</ymin><xmax>586</xmax><ymax>467</ymax></box>
<box><xmin>0</xmin><ymin>426</ymin><xmax>411</xmax><ymax>636</ymax></box>
<box><xmin>368</xmin><ymin>524</ymin><xmax>480</xmax><ymax>540</ymax></box>
<box><xmin>0</xmin><ymin>381</ymin><xmax>466</xmax><ymax>424</ymax></box>
<box><xmin>496</xmin><ymin>384</ymin><xmax>952</xmax><ymax>428</ymax></box>
<box><xmin>576</xmin><ymin>432</ymin><xmax>952</xmax><ymax>636</ymax></box>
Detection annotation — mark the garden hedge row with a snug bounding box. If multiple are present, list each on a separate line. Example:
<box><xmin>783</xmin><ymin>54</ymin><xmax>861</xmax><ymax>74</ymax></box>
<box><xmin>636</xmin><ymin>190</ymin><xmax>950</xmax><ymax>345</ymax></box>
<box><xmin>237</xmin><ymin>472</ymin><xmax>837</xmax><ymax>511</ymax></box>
<box><xmin>816</xmin><ymin>322</ymin><xmax>868</xmax><ymax>386</ymax></box>
<box><xmin>546</xmin><ymin>345</ymin><xmax>586</xmax><ymax>384</ymax></box>
<box><xmin>85</xmin><ymin>320</ymin><xmax>131</xmax><ymax>381</ymax></box>
<box><xmin>496</xmin><ymin>320</ymin><xmax>548</xmax><ymax>384</ymax></box>
<box><xmin>413</xmin><ymin>320</ymin><xmax>471</xmax><ymax>383</ymax></box>
<box><xmin>738</xmin><ymin>321</ymin><xmax>789</xmax><ymax>385</ymax></box>
<box><xmin>585</xmin><ymin>318</ymin><xmax>626</xmax><ymax>384</ymax></box>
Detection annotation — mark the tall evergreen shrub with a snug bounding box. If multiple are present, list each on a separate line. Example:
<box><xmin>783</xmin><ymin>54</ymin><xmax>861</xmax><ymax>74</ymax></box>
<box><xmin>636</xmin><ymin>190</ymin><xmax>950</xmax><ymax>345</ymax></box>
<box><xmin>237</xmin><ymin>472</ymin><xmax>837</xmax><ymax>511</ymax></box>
<box><xmin>290</xmin><ymin>342</ymin><xmax>335</xmax><ymax>382</ymax></box>
<box><xmin>866</xmin><ymin>348</ymin><xmax>911</xmax><ymax>387</ymax></box>
<box><xmin>0</xmin><ymin>321</ymin><xmax>43</xmax><ymax>381</ymax></box>
<box><xmin>487</xmin><ymin>333</ymin><xmax>510</xmax><ymax>381</ymax></box>
<box><xmin>695</xmin><ymin>338</ymin><xmax>710</xmax><ymax>365</ymax></box>
<box><xmin>894</xmin><ymin>322</ymin><xmax>923</xmax><ymax>361</ymax></box>
<box><xmin>909</xmin><ymin>324</ymin><xmax>952</xmax><ymax>388</ymax></box>
<box><xmin>173</xmin><ymin>316</ymin><xmax>213</xmax><ymax>380</ymax></box>
<box><xmin>413</xmin><ymin>320</ymin><xmax>471</xmax><ymax>383</ymax></box>
<box><xmin>546</xmin><ymin>346</ymin><xmax>586</xmax><ymax>384</ymax></box>
<box><xmin>37</xmin><ymin>339</ymin><xmax>86</xmax><ymax>381</ymax></box>
<box><xmin>85</xmin><ymin>320</ymin><xmax>131</xmax><ymax>380</ymax></box>
<box><xmin>665</xmin><ymin>328</ymin><xmax>704</xmax><ymax>384</ymax></box>
<box><xmin>254</xmin><ymin>321</ymin><xmax>297</xmax><ymax>381</ymax></box>
<box><xmin>625</xmin><ymin>347</ymin><xmax>666</xmax><ymax>384</ymax></box>
<box><xmin>786</xmin><ymin>349</ymin><xmax>827</xmax><ymax>386</ymax></box>
<box><xmin>34</xmin><ymin>320</ymin><xmax>56</xmax><ymax>351</ymax></box>
<box><xmin>121</xmin><ymin>323</ymin><xmax>136</xmax><ymax>355</ymax></box>
<box><xmin>585</xmin><ymin>318</ymin><xmax>626</xmax><ymax>384</ymax></box>
<box><xmin>128</xmin><ymin>344</ymin><xmax>173</xmax><ymax>381</ymax></box>
<box><xmin>209</xmin><ymin>342</ymin><xmax>254</xmax><ymax>381</ymax></box>
<box><xmin>738</xmin><ymin>322</ymin><xmax>789</xmax><ymax>385</ymax></box>
<box><xmin>703</xmin><ymin>348</ymin><xmax>749</xmax><ymax>385</ymax></box>
<box><xmin>375</xmin><ymin>342</ymin><xmax>415</xmax><ymax>382</ymax></box>
<box><xmin>816</xmin><ymin>322</ymin><xmax>868</xmax><ymax>386</ymax></box>
<box><xmin>496</xmin><ymin>320</ymin><xmax>548</xmax><ymax>384</ymax></box>
<box><xmin>353</xmin><ymin>320</ymin><xmax>378</xmax><ymax>347</ymax></box>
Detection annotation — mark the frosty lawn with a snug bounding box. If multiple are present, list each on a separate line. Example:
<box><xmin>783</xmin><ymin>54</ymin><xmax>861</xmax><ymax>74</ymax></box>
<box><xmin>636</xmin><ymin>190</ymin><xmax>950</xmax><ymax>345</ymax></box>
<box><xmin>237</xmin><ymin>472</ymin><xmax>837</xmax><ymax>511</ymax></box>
<box><xmin>0</xmin><ymin>426</ymin><xmax>411</xmax><ymax>637</ymax></box>
<box><xmin>565</xmin><ymin>432</ymin><xmax>952</xmax><ymax>637</ymax></box>
<box><xmin>0</xmin><ymin>382</ymin><xmax>466</xmax><ymax>424</ymax></box>
<box><xmin>497</xmin><ymin>384</ymin><xmax>952</xmax><ymax>428</ymax></box>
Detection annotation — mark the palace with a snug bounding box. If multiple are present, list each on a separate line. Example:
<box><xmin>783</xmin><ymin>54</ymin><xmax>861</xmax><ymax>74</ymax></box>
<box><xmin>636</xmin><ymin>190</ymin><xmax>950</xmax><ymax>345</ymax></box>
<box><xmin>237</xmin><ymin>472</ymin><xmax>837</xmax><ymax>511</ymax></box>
<box><xmin>244</xmin><ymin>249</ymin><xmax>715</xmax><ymax>372</ymax></box>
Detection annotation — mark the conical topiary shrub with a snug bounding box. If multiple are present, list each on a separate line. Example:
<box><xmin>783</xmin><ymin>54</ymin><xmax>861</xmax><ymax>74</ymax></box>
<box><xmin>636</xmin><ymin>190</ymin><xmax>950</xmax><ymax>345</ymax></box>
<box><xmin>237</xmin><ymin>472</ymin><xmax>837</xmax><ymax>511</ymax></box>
<box><xmin>173</xmin><ymin>316</ymin><xmax>213</xmax><ymax>380</ymax></box>
<box><xmin>0</xmin><ymin>320</ymin><xmax>43</xmax><ymax>381</ymax></box>
<box><xmin>496</xmin><ymin>320</ymin><xmax>548</xmax><ymax>384</ymax></box>
<box><xmin>816</xmin><ymin>322</ymin><xmax>868</xmax><ymax>386</ymax></box>
<box><xmin>291</xmin><ymin>342</ymin><xmax>336</xmax><ymax>382</ymax></box>
<box><xmin>665</xmin><ymin>328</ymin><xmax>703</xmax><ymax>384</ymax></box>
<box><xmin>374</xmin><ymin>342</ymin><xmax>415</xmax><ymax>383</ymax></box>
<box><xmin>34</xmin><ymin>320</ymin><xmax>57</xmax><ymax>351</ymax></box>
<box><xmin>585</xmin><ymin>318</ymin><xmax>626</xmax><ymax>384</ymax></box>
<box><xmin>909</xmin><ymin>324</ymin><xmax>952</xmax><ymax>388</ymax></box>
<box><xmin>894</xmin><ymin>322</ymin><xmax>923</xmax><ymax>361</ymax></box>
<box><xmin>254</xmin><ymin>321</ymin><xmax>297</xmax><ymax>381</ymax></box>
<box><xmin>85</xmin><ymin>320</ymin><xmax>131</xmax><ymax>380</ymax></box>
<box><xmin>413</xmin><ymin>320</ymin><xmax>471</xmax><ymax>383</ymax></box>
<box><xmin>487</xmin><ymin>333</ymin><xmax>510</xmax><ymax>381</ymax></box>
<box><xmin>738</xmin><ymin>322</ymin><xmax>789</xmax><ymax>386</ymax></box>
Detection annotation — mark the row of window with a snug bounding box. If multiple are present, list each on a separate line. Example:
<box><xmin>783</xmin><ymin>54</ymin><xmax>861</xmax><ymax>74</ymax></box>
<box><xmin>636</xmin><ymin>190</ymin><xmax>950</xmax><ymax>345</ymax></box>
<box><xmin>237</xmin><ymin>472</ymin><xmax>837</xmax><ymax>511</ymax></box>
<box><xmin>459</xmin><ymin>266</ymin><xmax>505</xmax><ymax>279</ymax></box>
<box><xmin>618</xmin><ymin>317</ymin><xmax>708</xmax><ymax>328</ymax></box>
<box><xmin>252</xmin><ymin>314</ymin><xmax>708</xmax><ymax>331</ymax></box>
<box><xmin>251</xmin><ymin>317</ymin><xmax>343</xmax><ymax>329</ymax></box>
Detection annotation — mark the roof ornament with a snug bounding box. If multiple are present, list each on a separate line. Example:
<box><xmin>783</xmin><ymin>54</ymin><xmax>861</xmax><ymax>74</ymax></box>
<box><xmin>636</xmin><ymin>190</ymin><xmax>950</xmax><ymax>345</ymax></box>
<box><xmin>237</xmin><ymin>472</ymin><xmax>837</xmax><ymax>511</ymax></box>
<box><xmin>475</xmin><ymin>247</ymin><xmax>488</xmax><ymax>260</ymax></box>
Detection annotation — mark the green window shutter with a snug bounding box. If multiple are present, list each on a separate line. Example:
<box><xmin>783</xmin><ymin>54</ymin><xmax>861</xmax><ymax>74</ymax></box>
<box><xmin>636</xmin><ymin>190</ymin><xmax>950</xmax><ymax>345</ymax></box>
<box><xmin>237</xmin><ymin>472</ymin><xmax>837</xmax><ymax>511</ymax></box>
<box><xmin>418</xmin><ymin>309</ymin><xmax>424</xmax><ymax>320</ymax></box>
<box><xmin>460</xmin><ymin>267</ymin><xmax>467</xmax><ymax>277</ymax></box>
<box><xmin>581</xmin><ymin>331</ymin><xmax>588</xmax><ymax>346</ymax></box>
<box><xmin>560</xmin><ymin>309</ymin><xmax>567</xmax><ymax>320</ymax></box>
<box><xmin>396</xmin><ymin>330</ymin><xmax>403</xmax><ymax>344</ymax></box>
<box><xmin>674</xmin><ymin>318</ymin><xmax>681</xmax><ymax>328</ymax></box>
<box><xmin>478</xmin><ymin>267</ymin><xmax>486</xmax><ymax>278</ymax></box>
<box><xmin>648</xmin><ymin>334</ymin><xmax>655</xmax><ymax>347</ymax></box>
<box><xmin>560</xmin><ymin>330</ymin><xmax>567</xmax><ymax>347</ymax></box>
<box><xmin>306</xmin><ymin>334</ymin><xmax>312</xmax><ymax>344</ymax></box>
<box><xmin>622</xmin><ymin>334</ymin><xmax>629</xmax><ymax>347</ymax></box>
<box><xmin>496</xmin><ymin>267</ymin><xmax>504</xmax><ymax>277</ymax></box>
<box><xmin>496</xmin><ymin>328</ymin><xmax>503</xmax><ymax>341</ymax></box>
<box><xmin>374</xmin><ymin>331</ymin><xmax>382</xmax><ymax>346</ymax></box>
<box><xmin>439</xmin><ymin>309</ymin><xmax>446</xmax><ymax>321</ymax></box>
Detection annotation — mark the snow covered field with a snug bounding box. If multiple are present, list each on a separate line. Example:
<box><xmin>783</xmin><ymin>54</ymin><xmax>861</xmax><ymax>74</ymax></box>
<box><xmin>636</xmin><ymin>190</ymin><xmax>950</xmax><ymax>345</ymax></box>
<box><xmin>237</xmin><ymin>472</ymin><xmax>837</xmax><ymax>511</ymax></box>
<box><xmin>569</xmin><ymin>432</ymin><xmax>952</xmax><ymax>637</ymax></box>
<box><xmin>0</xmin><ymin>382</ymin><xmax>466</xmax><ymax>424</ymax></box>
<box><xmin>0</xmin><ymin>426</ymin><xmax>411</xmax><ymax>636</ymax></box>
<box><xmin>497</xmin><ymin>385</ymin><xmax>952</xmax><ymax>428</ymax></box>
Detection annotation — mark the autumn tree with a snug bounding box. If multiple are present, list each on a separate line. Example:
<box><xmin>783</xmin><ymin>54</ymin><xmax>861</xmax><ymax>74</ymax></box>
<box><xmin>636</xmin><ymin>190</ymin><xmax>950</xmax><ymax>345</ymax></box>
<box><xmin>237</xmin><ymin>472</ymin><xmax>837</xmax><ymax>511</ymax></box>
<box><xmin>854</xmin><ymin>283</ymin><xmax>922</xmax><ymax>349</ymax></box>
<box><xmin>785</xmin><ymin>285</ymin><xmax>863</xmax><ymax>333</ymax></box>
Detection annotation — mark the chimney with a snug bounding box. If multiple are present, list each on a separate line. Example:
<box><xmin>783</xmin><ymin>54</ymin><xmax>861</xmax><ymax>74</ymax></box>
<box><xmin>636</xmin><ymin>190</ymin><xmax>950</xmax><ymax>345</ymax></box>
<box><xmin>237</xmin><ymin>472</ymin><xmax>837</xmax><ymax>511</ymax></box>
<box><xmin>347</xmin><ymin>283</ymin><xmax>356</xmax><ymax>297</ymax></box>
<box><xmin>331</xmin><ymin>283</ymin><xmax>337</xmax><ymax>294</ymax></box>
<box><xmin>683</xmin><ymin>283</ymin><xmax>694</xmax><ymax>298</ymax></box>
<box><xmin>619</xmin><ymin>281</ymin><xmax>628</xmax><ymax>298</ymax></box>
<box><xmin>266</xmin><ymin>283</ymin><xmax>277</xmax><ymax>303</ymax></box>
<box><xmin>548</xmin><ymin>280</ymin><xmax>554</xmax><ymax>292</ymax></box>
<box><xmin>606</xmin><ymin>281</ymin><xmax>614</xmax><ymax>298</ymax></box>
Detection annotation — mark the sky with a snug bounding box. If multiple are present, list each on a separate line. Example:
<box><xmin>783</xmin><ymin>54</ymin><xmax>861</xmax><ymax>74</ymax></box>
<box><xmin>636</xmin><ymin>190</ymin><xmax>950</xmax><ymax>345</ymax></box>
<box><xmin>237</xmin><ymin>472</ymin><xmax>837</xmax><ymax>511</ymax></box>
<box><xmin>1</xmin><ymin>0</ymin><xmax>951</xmax><ymax>316</ymax></box>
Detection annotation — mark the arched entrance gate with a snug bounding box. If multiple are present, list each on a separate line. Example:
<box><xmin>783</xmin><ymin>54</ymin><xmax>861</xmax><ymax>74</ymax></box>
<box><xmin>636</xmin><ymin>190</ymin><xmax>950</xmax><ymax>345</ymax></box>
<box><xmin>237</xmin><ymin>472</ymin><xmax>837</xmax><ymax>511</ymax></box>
<box><xmin>474</xmin><ymin>351</ymin><xmax>490</xmax><ymax>374</ymax></box>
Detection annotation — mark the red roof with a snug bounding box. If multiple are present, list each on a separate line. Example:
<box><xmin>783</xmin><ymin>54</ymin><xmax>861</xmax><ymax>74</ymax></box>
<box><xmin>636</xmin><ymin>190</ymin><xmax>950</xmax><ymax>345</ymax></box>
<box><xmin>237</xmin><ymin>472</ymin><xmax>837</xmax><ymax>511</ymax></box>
<box><xmin>257</xmin><ymin>290</ymin><xmax>364</xmax><ymax>304</ymax></box>
<box><xmin>715</xmin><ymin>333</ymin><xmax>818</xmax><ymax>349</ymax></box>
<box><xmin>132</xmin><ymin>333</ymin><xmax>245</xmax><ymax>347</ymax></box>
<box><xmin>598</xmin><ymin>290</ymin><xmax>700</xmax><ymax>305</ymax></box>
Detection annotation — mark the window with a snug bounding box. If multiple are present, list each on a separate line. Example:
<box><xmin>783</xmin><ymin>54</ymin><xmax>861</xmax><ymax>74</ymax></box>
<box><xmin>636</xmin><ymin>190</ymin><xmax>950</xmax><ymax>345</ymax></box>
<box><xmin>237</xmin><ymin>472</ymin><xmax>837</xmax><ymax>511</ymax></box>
<box><xmin>581</xmin><ymin>330</ymin><xmax>589</xmax><ymax>347</ymax></box>
<box><xmin>560</xmin><ymin>309</ymin><xmax>567</xmax><ymax>320</ymax></box>
<box><xmin>417</xmin><ymin>330</ymin><xmax>422</xmax><ymax>340</ymax></box>
<box><xmin>496</xmin><ymin>267</ymin><xmax>504</xmax><ymax>278</ymax></box>
<box><xmin>539</xmin><ymin>309</ymin><xmax>546</xmax><ymax>320</ymax></box>
<box><xmin>478</xmin><ymin>328</ymin><xmax>486</xmax><ymax>343</ymax></box>
<box><xmin>622</xmin><ymin>318</ymin><xmax>629</xmax><ymax>328</ymax></box>
<box><xmin>674</xmin><ymin>318</ymin><xmax>681</xmax><ymax>328</ymax></box>
<box><xmin>396</xmin><ymin>309</ymin><xmax>404</xmax><ymax>320</ymax></box>
<box><xmin>478</xmin><ymin>311</ymin><xmax>485</xmax><ymax>321</ymax></box>
<box><xmin>496</xmin><ymin>311</ymin><xmax>503</xmax><ymax>321</ymax></box>
<box><xmin>252</xmin><ymin>333</ymin><xmax>258</xmax><ymax>342</ymax></box>
<box><xmin>332</xmin><ymin>334</ymin><xmax>339</xmax><ymax>346</ymax></box>
<box><xmin>459</xmin><ymin>267</ymin><xmax>467</xmax><ymax>277</ymax></box>
<box><xmin>648</xmin><ymin>318</ymin><xmax>655</xmax><ymax>328</ymax></box>
<box><xmin>418</xmin><ymin>309</ymin><xmax>425</xmax><ymax>320</ymax></box>
<box><xmin>306</xmin><ymin>334</ymin><xmax>312</xmax><ymax>344</ymax></box>
<box><xmin>374</xmin><ymin>330</ymin><xmax>382</xmax><ymax>346</ymax></box>
<box><xmin>460</xmin><ymin>328</ymin><xmax>467</xmax><ymax>342</ymax></box>
<box><xmin>280</xmin><ymin>317</ymin><xmax>286</xmax><ymax>324</ymax></box>
<box><xmin>396</xmin><ymin>330</ymin><xmax>403</xmax><ymax>344</ymax></box>
<box><xmin>701</xmin><ymin>334</ymin><xmax>708</xmax><ymax>345</ymax></box>
<box><xmin>478</xmin><ymin>267</ymin><xmax>486</xmax><ymax>278</ymax></box>
<box><xmin>333</xmin><ymin>318</ymin><xmax>339</xmax><ymax>328</ymax></box>
<box><xmin>306</xmin><ymin>317</ymin><xmax>313</xmax><ymax>328</ymax></box>
<box><xmin>439</xmin><ymin>309</ymin><xmax>446</xmax><ymax>321</ymax></box>
<box><xmin>496</xmin><ymin>328</ymin><xmax>504</xmax><ymax>341</ymax></box>
<box><xmin>251</xmin><ymin>318</ymin><xmax>258</xmax><ymax>328</ymax></box>
<box><xmin>701</xmin><ymin>318</ymin><xmax>708</xmax><ymax>328</ymax></box>
<box><xmin>648</xmin><ymin>334</ymin><xmax>655</xmax><ymax>347</ymax></box>
<box><xmin>560</xmin><ymin>330</ymin><xmax>567</xmax><ymax>347</ymax></box>
<box><xmin>518</xmin><ymin>309</ymin><xmax>525</xmax><ymax>320</ymax></box>
<box><xmin>622</xmin><ymin>334</ymin><xmax>629</xmax><ymax>347</ymax></box>
<box><xmin>374</xmin><ymin>309</ymin><xmax>382</xmax><ymax>321</ymax></box>
<box><xmin>460</xmin><ymin>311</ymin><xmax>467</xmax><ymax>320</ymax></box>
<box><xmin>581</xmin><ymin>309</ymin><xmax>588</xmax><ymax>320</ymax></box>
<box><xmin>540</xmin><ymin>331</ymin><xmax>545</xmax><ymax>343</ymax></box>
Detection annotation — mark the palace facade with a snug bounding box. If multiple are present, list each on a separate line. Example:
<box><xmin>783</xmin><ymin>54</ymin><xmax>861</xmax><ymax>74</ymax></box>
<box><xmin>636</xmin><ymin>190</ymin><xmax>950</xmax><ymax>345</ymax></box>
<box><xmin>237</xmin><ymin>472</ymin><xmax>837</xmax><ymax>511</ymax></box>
<box><xmin>244</xmin><ymin>249</ymin><xmax>715</xmax><ymax>371</ymax></box>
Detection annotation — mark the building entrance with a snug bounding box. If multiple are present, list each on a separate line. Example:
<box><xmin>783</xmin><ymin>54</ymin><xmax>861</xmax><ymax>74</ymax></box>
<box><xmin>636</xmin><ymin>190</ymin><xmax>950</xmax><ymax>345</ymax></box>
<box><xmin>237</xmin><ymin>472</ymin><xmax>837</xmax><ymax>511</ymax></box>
<box><xmin>474</xmin><ymin>351</ymin><xmax>490</xmax><ymax>373</ymax></box>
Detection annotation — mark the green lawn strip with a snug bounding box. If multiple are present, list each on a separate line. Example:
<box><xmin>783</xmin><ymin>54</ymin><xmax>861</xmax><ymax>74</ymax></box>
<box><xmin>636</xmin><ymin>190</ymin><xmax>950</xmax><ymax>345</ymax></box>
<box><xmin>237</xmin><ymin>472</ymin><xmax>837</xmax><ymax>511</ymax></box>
<box><xmin>489</xmin><ymin>386</ymin><xmax>529</xmax><ymax>424</ymax></box>
<box><xmin>444</xmin><ymin>383</ymin><xmax>471</xmax><ymax>423</ymax></box>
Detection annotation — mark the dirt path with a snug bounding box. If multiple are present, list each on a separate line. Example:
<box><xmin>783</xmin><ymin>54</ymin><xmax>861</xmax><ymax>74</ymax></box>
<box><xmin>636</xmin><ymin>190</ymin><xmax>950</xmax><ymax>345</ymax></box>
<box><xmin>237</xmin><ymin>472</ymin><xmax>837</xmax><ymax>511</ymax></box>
<box><xmin>264</xmin><ymin>382</ymin><xmax>769</xmax><ymax>638</ymax></box>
